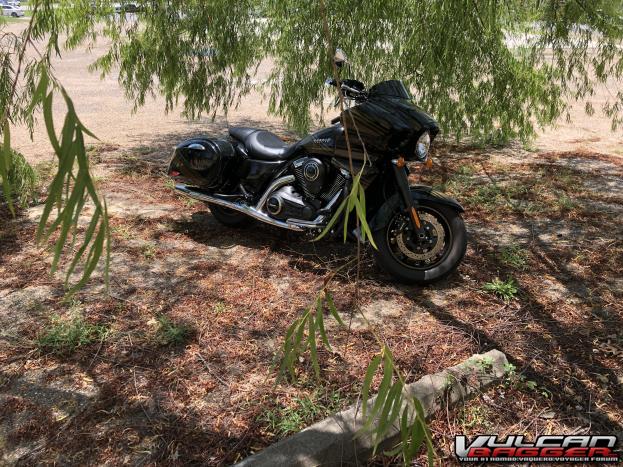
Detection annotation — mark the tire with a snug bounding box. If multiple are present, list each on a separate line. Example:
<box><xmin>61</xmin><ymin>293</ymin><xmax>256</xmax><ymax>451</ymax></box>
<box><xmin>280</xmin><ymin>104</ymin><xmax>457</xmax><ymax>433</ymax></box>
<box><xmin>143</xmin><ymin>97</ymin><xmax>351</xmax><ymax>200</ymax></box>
<box><xmin>11</xmin><ymin>13</ymin><xmax>18</xmax><ymax>17</ymax></box>
<box><xmin>372</xmin><ymin>199</ymin><xmax>467</xmax><ymax>284</ymax></box>
<box><xmin>209</xmin><ymin>204</ymin><xmax>253</xmax><ymax>228</ymax></box>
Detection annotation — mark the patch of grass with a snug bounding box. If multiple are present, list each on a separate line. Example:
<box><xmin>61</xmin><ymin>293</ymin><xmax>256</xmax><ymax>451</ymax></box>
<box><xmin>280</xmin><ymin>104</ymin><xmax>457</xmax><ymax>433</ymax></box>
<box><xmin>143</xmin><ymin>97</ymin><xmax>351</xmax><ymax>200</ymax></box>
<box><xmin>135</xmin><ymin>145</ymin><xmax>152</xmax><ymax>156</ymax></box>
<box><xmin>142</xmin><ymin>242</ymin><xmax>157</xmax><ymax>259</ymax></box>
<box><xmin>164</xmin><ymin>178</ymin><xmax>176</xmax><ymax>190</ymax></box>
<box><xmin>112</xmin><ymin>224</ymin><xmax>134</xmax><ymax>241</ymax></box>
<box><xmin>184</xmin><ymin>197</ymin><xmax>199</xmax><ymax>208</ymax></box>
<box><xmin>499</xmin><ymin>244</ymin><xmax>529</xmax><ymax>270</ymax></box>
<box><xmin>259</xmin><ymin>390</ymin><xmax>345</xmax><ymax>437</ymax></box>
<box><xmin>483</xmin><ymin>277</ymin><xmax>518</xmax><ymax>302</ymax></box>
<box><xmin>469</xmin><ymin>183</ymin><xmax>506</xmax><ymax>210</ymax></box>
<box><xmin>155</xmin><ymin>315</ymin><xmax>191</xmax><ymax>346</ymax></box>
<box><xmin>438</xmin><ymin>164</ymin><xmax>476</xmax><ymax>194</ymax></box>
<box><xmin>458</xmin><ymin>404</ymin><xmax>493</xmax><ymax>431</ymax></box>
<box><xmin>555</xmin><ymin>193</ymin><xmax>577</xmax><ymax>211</ymax></box>
<box><xmin>37</xmin><ymin>314</ymin><xmax>108</xmax><ymax>355</ymax></box>
<box><xmin>213</xmin><ymin>301</ymin><xmax>227</xmax><ymax>314</ymax></box>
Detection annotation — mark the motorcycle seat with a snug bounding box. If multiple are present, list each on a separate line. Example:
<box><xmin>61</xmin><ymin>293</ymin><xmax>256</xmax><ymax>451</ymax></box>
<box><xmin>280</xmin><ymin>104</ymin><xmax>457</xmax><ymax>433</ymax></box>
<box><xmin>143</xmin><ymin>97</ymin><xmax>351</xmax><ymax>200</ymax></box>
<box><xmin>229</xmin><ymin>127</ymin><xmax>296</xmax><ymax>161</ymax></box>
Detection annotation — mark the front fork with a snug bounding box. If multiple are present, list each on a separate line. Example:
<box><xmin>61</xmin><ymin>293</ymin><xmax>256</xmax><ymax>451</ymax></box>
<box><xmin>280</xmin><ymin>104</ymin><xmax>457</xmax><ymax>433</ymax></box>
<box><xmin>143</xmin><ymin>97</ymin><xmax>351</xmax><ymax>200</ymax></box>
<box><xmin>391</xmin><ymin>157</ymin><xmax>426</xmax><ymax>237</ymax></box>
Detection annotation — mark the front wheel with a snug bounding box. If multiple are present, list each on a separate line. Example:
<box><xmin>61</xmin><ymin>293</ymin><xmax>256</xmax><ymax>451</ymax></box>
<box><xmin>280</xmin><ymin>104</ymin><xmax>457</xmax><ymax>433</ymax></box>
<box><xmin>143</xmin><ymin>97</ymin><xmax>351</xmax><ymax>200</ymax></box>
<box><xmin>372</xmin><ymin>200</ymin><xmax>467</xmax><ymax>284</ymax></box>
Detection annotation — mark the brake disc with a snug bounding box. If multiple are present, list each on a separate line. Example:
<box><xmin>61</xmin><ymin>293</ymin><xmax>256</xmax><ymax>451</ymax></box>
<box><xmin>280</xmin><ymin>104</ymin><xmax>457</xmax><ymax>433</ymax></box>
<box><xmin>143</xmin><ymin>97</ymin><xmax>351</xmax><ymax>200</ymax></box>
<box><xmin>396</xmin><ymin>212</ymin><xmax>445</xmax><ymax>261</ymax></box>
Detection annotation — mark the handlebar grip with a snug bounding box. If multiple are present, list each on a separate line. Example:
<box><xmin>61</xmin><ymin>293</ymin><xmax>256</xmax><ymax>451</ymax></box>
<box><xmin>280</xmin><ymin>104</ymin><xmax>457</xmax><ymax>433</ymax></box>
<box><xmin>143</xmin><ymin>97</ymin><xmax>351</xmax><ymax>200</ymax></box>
<box><xmin>331</xmin><ymin>116</ymin><xmax>341</xmax><ymax>124</ymax></box>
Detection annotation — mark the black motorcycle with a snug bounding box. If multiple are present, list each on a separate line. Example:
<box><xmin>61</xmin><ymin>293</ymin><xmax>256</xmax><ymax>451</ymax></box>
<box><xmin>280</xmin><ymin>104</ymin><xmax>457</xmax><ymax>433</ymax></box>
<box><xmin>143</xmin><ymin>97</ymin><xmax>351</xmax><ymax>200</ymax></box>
<box><xmin>168</xmin><ymin>51</ymin><xmax>466</xmax><ymax>284</ymax></box>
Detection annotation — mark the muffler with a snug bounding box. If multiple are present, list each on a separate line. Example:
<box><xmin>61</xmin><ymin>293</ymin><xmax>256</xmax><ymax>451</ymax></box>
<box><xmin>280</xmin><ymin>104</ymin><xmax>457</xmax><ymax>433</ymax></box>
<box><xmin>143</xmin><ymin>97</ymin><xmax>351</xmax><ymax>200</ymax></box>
<box><xmin>175</xmin><ymin>183</ymin><xmax>305</xmax><ymax>231</ymax></box>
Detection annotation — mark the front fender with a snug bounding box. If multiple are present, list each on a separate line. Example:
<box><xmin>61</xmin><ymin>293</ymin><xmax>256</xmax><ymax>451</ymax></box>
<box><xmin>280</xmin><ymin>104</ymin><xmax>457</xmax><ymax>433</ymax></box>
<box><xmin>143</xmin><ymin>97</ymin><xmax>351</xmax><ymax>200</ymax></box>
<box><xmin>369</xmin><ymin>185</ymin><xmax>464</xmax><ymax>232</ymax></box>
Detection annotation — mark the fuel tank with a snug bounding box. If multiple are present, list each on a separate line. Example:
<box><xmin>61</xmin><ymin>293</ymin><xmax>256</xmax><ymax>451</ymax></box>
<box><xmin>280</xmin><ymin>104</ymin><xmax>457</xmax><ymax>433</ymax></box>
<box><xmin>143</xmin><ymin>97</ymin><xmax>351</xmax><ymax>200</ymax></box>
<box><xmin>298</xmin><ymin>125</ymin><xmax>340</xmax><ymax>157</ymax></box>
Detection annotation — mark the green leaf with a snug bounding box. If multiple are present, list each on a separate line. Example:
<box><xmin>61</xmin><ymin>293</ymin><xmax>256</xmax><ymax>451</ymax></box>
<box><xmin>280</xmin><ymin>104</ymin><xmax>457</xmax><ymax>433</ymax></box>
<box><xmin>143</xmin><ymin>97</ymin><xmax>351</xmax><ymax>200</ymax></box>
<box><xmin>325</xmin><ymin>291</ymin><xmax>344</xmax><ymax>326</ymax></box>
<box><xmin>315</xmin><ymin>295</ymin><xmax>331</xmax><ymax>350</ymax></box>
<box><xmin>361</xmin><ymin>354</ymin><xmax>381</xmax><ymax>420</ymax></box>
<box><xmin>373</xmin><ymin>380</ymin><xmax>403</xmax><ymax>454</ymax></box>
<box><xmin>314</xmin><ymin>196</ymin><xmax>347</xmax><ymax>241</ymax></box>
<box><xmin>369</xmin><ymin>351</ymin><xmax>393</xmax><ymax>420</ymax></box>
<box><xmin>43</xmin><ymin>92</ymin><xmax>61</xmax><ymax>155</ymax></box>
<box><xmin>0</xmin><ymin>121</ymin><xmax>14</xmax><ymax>214</ymax></box>
<box><xmin>307</xmin><ymin>313</ymin><xmax>320</xmax><ymax>378</ymax></box>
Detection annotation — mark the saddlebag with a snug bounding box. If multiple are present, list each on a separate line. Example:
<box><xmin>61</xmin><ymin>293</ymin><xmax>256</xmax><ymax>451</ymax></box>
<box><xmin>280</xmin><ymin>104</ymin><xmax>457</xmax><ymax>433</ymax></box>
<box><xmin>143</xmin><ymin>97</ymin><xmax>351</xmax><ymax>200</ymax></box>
<box><xmin>168</xmin><ymin>137</ymin><xmax>236</xmax><ymax>189</ymax></box>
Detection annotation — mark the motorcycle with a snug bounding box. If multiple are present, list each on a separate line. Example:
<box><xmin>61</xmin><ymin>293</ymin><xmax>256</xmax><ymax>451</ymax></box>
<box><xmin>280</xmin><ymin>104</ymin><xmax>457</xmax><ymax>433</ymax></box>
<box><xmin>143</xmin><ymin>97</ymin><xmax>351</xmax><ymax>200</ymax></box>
<box><xmin>168</xmin><ymin>50</ymin><xmax>467</xmax><ymax>284</ymax></box>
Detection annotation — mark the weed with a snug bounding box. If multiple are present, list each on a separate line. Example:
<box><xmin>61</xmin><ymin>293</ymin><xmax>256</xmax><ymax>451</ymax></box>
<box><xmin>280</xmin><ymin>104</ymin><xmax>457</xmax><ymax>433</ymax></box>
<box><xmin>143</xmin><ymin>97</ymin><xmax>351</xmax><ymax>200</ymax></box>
<box><xmin>440</xmin><ymin>165</ymin><xmax>476</xmax><ymax>195</ymax></box>
<box><xmin>142</xmin><ymin>242</ymin><xmax>157</xmax><ymax>259</ymax></box>
<box><xmin>1</xmin><ymin>150</ymin><xmax>38</xmax><ymax>208</ymax></box>
<box><xmin>38</xmin><ymin>314</ymin><xmax>108</xmax><ymax>355</ymax></box>
<box><xmin>475</xmin><ymin>356</ymin><xmax>494</xmax><ymax>372</ymax></box>
<box><xmin>259</xmin><ymin>390</ymin><xmax>345</xmax><ymax>437</ymax></box>
<box><xmin>213</xmin><ymin>301</ymin><xmax>227</xmax><ymax>314</ymax></box>
<box><xmin>458</xmin><ymin>404</ymin><xmax>492</xmax><ymax>431</ymax></box>
<box><xmin>503</xmin><ymin>363</ymin><xmax>551</xmax><ymax>397</ymax></box>
<box><xmin>483</xmin><ymin>277</ymin><xmax>518</xmax><ymax>302</ymax></box>
<box><xmin>33</xmin><ymin>160</ymin><xmax>56</xmax><ymax>187</ymax></box>
<box><xmin>469</xmin><ymin>183</ymin><xmax>506</xmax><ymax>210</ymax></box>
<box><xmin>164</xmin><ymin>178</ymin><xmax>176</xmax><ymax>190</ymax></box>
<box><xmin>556</xmin><ymin>193</ymin><xmax>577</xmax><ymax>211</ymax></box>
<box><xmin>522</xmin><ymin>140</ymin><xmax>539</xmax><ymax>152</ymax></box>
<box><xmin>456</xmin><ymin>164</ymin><xmax>475</xmax><ymax>176</ymax></box>
<box><xmin>112</xmin><ymin>224</ymin><xmax>134</xmax><ymax>241</ymax></box>
<box><xmin>135</xmin><ymin>145</ymin><xmax>152</xmax><ymax>156</ymax></box>
<box><xmin>184</xmin><ymin>198</ymin><xmax>199</xmax><ymax>208</ymax></box>
<box><xmin>91</xmin><ymin>174</ymin><xmax>105</xmax><ymax>187</ymax></box>
<box><xmin>499</xmin><ymin>244</ymin><xmax>529</xmax><ymax>270</ymax></box>
<box><xmin>155</xmin><ymin>315</ymin><xmax>191</xmax><ymax>346</ymax></box>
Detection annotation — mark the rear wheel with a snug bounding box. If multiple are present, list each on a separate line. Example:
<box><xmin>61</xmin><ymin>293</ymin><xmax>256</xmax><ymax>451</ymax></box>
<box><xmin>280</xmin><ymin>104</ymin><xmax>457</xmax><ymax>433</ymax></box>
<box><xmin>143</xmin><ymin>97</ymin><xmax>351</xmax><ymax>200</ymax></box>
<box><xmin>209</xmin><ymin>204</ymin><xmax>253</xmax><ymax>228</ymax></box>
<box><xmin>372</xmin><ymin>200</ymin><xmax>466</xmax><ymax>284</ymax></box>
<box><xmin>11</xmin><ymin>13</ymin><xmax>18</xmax><ymax>17</ymax></box>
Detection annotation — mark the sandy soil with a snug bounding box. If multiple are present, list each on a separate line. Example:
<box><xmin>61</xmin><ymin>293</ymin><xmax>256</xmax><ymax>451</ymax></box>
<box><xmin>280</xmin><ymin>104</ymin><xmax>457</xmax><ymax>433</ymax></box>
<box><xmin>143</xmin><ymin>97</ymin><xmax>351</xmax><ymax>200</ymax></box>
<box><xmin>6</xmin><ymin>21</ymin><xmax>622</xmax><ymax>162</ymax></box>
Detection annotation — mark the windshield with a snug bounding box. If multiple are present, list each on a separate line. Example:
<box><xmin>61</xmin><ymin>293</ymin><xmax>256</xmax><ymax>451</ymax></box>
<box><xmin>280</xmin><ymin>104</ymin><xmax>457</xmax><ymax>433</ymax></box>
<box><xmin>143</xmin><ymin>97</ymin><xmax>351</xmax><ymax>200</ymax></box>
<box><xmin>368</xmin><ymin>80</ymin><xmax>412</xmax><ymax>99</ymax></box>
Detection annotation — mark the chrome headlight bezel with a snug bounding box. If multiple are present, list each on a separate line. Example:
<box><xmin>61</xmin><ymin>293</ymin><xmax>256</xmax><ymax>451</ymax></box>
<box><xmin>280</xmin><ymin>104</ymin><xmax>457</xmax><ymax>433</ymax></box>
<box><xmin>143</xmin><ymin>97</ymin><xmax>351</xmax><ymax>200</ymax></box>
<box><xmin>415</xmin><ymin>131</ymin><xmax>431</xmax><ymax>161</ymax></box>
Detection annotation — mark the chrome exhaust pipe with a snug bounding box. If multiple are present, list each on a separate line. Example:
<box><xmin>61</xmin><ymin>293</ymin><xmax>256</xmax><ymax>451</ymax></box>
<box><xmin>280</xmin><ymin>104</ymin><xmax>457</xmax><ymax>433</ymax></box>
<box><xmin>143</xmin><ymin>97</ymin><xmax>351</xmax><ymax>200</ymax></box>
<box><xmin>175</xmin><ymin>183</ymin><xmax>306</xmax><ymax>231</ymax></box>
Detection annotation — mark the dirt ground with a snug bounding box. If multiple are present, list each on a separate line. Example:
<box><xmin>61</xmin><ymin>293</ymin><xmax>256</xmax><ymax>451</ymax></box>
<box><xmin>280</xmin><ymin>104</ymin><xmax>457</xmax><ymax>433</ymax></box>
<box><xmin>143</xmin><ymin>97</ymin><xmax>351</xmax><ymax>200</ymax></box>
<box><xmin>1</xmin><ymin>20</ymin><xmax>623</xmax><ymax>467</ymax></box>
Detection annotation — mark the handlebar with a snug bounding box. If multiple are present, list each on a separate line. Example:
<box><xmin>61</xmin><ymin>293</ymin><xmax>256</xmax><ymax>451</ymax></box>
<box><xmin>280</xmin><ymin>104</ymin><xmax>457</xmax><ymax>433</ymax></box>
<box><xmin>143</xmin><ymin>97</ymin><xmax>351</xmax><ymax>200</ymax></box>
<box><xmin>325</xmin><ymin>77</ymin><xmax>367</xmax><ymax>100</ymax></box>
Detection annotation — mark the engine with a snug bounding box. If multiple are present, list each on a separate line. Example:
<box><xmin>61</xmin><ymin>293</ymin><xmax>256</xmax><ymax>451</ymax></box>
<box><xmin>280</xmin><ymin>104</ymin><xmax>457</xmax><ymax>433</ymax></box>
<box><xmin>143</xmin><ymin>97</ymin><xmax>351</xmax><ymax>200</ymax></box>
<box><xmin>265</xmin><ymin>156</ymin><xmax>348</xmax><ymax>222</ymax></box>
<box><xmin>292</xmin><ymin>156</ymin><xmax>348</xmax><ymax>203</ymax></box>
<box><xmin>292</xmin><ymin>157</ymin><xmax>326</xmax><ymax>198</ymax></box>
<box><xmin>266</xmin><ymin>186</ymin><xmax>316</xmax><ymax>221</ymax></box>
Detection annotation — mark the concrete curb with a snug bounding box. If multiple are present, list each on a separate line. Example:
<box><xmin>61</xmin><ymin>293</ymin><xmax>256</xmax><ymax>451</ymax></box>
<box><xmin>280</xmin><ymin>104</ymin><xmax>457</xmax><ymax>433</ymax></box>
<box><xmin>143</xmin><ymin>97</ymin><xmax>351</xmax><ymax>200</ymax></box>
<box><xmin>235</xmin><ymin>349</ymin><xmax>508</xmax><ymax>467</ymax></box>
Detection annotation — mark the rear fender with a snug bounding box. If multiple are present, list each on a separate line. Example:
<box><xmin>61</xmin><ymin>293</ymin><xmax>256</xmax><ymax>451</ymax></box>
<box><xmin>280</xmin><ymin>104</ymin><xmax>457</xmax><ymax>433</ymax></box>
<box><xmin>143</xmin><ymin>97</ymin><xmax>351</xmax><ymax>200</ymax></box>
<box><xmin>369</xmin><ymin>185</ymin><xmax>464</xmax><ymax>232</ymax></box>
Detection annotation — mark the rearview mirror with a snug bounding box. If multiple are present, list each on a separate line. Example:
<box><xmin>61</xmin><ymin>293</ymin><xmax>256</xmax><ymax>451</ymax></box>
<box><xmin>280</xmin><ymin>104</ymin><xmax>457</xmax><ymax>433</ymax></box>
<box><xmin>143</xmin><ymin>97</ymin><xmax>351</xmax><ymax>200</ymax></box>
<box><xmin>334</xmin><ymin>48</ymin><xmax>347</xmax><ymax>68</ymax></box>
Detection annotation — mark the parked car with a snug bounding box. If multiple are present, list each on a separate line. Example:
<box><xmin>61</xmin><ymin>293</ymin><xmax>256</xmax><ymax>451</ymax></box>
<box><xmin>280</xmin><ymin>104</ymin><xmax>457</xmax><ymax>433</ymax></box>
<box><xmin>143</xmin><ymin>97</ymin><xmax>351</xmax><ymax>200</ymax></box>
<box><xmin>113</xmin><ymin>2</ymin><xmax>140</xmax><ymax>13</ymax></box>
<box><xmin>2</xmin><ymin>5</ymin><xmax>24</xmax><ymax>17</ymax></box>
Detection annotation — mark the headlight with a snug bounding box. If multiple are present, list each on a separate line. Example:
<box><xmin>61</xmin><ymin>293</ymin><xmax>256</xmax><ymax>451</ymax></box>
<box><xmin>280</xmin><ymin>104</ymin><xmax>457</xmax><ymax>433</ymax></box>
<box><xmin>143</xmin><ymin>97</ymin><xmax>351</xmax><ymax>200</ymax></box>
<box><xmin>415</xmin><ymin>132</ymin><xmax>430</xmax><ymax>161</ymax></box>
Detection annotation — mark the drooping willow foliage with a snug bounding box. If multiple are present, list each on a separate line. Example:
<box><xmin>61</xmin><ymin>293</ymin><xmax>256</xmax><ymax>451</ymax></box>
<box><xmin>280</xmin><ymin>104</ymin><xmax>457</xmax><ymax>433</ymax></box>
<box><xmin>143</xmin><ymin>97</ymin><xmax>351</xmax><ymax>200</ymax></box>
<box><xmin>96</xmin><ymin>0</ymin><xmax>623</xmax><ymax>139</ymax></box>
